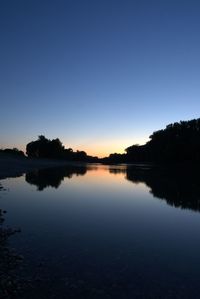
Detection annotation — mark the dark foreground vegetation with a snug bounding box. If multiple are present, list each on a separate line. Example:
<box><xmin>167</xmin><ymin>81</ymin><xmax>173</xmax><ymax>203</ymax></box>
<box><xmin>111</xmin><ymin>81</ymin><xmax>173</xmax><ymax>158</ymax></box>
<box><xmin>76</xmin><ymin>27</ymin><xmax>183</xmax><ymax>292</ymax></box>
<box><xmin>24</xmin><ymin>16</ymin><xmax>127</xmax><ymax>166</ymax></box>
<box><xmin>0</xmin><ymin>203</ymin><xmax>23</xmax><ymax>298</ymax></box>
<box><xmin>103</xmin><ymin>118</ymin><xmax>200</xmax><ymax>163</ymax></box>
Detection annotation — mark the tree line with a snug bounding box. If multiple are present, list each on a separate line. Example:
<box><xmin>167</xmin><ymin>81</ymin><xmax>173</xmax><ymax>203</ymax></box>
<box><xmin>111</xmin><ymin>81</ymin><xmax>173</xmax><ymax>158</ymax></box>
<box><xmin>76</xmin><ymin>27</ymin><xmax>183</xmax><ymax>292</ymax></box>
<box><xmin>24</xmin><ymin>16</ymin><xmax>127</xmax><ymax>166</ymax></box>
<box><xmin>103</xmin><ymin>118</ymin><xmax>200</xmax><ymax>163</ymax></box>
<box><xmin>0</xmin><ymin>148</ymin><xmax>25</xmax><ymax>157</ymax></box>
<box><xmin>1</xmin><ymin>118</ymin><xmax>200</xmax><ymax>163</ymax></box>
<box><xmin>26</xmin><ymin>135</ymin><xmax>98</xmax><ymax>162</ymax></box>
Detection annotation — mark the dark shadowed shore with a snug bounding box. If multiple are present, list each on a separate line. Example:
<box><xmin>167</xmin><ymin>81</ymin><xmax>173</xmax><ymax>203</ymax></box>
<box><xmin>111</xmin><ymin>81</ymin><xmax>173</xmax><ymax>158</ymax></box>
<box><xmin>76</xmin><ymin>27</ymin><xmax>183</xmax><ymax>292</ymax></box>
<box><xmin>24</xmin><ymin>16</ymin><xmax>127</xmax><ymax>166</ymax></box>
<box><xmin>0</xmin><ymin>153</ymin><xmax>87</xmax><ymax>180</ymax></box>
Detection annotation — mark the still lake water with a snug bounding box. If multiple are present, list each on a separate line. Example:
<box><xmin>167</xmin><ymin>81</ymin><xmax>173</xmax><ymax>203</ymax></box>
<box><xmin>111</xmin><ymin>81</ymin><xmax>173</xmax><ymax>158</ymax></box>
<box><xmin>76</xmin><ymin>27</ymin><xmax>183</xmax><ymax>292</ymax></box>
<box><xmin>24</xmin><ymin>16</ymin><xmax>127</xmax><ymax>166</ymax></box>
<box><xmin>1</xmin><ymin>164</ymin><xmax>200</xmax><ymax>298</ymax></box>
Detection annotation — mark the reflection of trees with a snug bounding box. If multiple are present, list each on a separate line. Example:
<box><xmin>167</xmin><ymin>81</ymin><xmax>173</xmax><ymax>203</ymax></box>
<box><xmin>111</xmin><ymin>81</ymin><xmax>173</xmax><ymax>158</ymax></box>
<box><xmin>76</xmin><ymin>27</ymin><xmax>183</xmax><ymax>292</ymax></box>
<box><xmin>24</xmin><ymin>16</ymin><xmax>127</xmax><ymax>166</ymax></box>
<box><xmin>26</xmin><ymin>166</ymin><xmax>87</xmax><ymax>191</ymax></box>
<box><xmin>109</xmin><ymin>167</ymin><xmax>126</xmax><ymax>174</ymax></box>
<box><xmin>125</xmin><ymin>165</ymin><xmax>200</xmax><ymax>212</ymax></box>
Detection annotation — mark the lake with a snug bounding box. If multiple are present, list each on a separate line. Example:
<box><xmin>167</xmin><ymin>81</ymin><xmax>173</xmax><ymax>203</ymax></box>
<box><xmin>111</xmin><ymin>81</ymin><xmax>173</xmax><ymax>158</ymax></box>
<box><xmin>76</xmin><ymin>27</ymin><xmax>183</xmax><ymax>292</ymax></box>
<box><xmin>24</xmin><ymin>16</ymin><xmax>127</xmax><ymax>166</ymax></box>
<box><xmin>1</xmin><ymin>164</ymin><xmax>200</xmax><ymax>298</ymax></box>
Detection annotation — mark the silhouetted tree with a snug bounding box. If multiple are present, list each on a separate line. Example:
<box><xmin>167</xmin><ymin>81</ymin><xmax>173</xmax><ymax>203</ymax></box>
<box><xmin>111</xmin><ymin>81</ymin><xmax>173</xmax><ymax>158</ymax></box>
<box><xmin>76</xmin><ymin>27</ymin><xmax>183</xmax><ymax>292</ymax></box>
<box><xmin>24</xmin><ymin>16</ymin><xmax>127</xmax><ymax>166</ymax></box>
<box><xmin>0</xmin><ymin>148</ymin><xmax>25</xmax><ymax>157</ymax></box>
<box><xmin>26</xmin><ymin>136</ymin><xmax>97</xmax><ymax>162</ymax></box>
<box><xmin>74</xmin><ymin>150</ymin><xmax>87</xmax><ymax>161</ymax></box>
<box><xmin>106</xmin><ymin>118</ymin><xmax>200</xmax><ymax>163</ymax></box>
<box><xmin>27</xmin><ymin>136</ymin><xmax>65</xmax><ymax>159</ymax></box>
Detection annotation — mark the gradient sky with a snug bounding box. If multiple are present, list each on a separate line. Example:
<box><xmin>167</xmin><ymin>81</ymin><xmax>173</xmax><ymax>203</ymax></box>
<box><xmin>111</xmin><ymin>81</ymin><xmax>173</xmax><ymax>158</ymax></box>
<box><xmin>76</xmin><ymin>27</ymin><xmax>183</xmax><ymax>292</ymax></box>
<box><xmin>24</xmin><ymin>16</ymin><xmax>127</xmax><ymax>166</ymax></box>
<box><xmin>1</xmin><ymin>0</ymin><xmax>200</xmax><ymax>157</ymax></box>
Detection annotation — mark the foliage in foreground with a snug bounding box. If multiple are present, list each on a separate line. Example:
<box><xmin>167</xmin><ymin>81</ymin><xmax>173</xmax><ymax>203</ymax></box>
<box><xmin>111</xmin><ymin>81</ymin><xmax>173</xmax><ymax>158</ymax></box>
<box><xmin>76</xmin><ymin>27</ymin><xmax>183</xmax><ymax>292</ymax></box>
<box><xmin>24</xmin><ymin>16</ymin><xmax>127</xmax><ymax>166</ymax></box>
<box><xmin>0</xmin><ymin>206</ymin><xmax>23</xmax><ymax>299</ymax></box>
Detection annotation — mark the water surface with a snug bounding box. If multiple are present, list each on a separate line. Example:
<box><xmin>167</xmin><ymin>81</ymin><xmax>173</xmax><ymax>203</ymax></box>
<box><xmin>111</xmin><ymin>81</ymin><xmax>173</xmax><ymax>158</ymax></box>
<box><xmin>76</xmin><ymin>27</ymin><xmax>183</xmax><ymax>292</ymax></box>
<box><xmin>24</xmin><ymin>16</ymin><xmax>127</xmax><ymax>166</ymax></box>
<box><xmin>1</xmin><ymin>164</ymin><xmax>200</xmax><ymax>298</ymax></box>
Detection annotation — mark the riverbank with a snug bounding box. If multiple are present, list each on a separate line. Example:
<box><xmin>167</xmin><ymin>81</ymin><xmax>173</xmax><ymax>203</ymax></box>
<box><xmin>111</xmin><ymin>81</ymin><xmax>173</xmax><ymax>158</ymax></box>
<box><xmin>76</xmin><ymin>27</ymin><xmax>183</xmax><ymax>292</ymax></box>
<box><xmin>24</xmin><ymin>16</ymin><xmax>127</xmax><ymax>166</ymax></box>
<box><xmin>0</xmin><ymin>154</ymin><xmax>86</xmax><ymax>180</ymax></box>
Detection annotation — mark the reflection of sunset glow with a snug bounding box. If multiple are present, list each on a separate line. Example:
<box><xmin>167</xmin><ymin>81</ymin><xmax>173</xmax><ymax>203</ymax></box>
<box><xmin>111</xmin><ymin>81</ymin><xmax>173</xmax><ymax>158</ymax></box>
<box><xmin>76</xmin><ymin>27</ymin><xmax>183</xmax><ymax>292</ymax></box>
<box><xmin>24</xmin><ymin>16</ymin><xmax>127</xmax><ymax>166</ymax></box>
<box><xmin>66</xmin><ymin>164</ymin><xmax>149</xmax><ymax>194</ymax></box>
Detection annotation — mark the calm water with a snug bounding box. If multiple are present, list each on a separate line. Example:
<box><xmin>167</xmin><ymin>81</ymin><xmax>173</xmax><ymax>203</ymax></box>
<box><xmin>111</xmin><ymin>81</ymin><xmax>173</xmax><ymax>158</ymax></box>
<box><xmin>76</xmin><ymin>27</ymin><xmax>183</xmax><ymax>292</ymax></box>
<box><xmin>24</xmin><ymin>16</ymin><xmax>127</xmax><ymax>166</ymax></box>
<box><xmin>1</xmin><ymin>164</ymin><xmax>200</xmax><ymax>298</ymax></box>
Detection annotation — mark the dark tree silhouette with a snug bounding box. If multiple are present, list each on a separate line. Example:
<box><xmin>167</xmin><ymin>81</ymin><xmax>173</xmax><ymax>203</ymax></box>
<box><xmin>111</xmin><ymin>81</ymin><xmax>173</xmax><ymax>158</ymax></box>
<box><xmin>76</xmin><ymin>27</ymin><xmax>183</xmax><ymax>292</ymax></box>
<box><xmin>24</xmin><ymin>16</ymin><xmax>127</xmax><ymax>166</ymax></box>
<box><xmin>26</xmin><ymin>135</ymin><xmax>65</xmax><ymax>159</ymax></box>
<box><xmin>26</xmin><ymin>135</ymin><xmax>98</xmax><ymax>162</ymax></box>
<box><xmin>104</xmin><ymin>118</ymin><xmax>200</xmax><ymax>163</ymax></box>
<box><xmin>0</xmin><ymin>148</ymin><xmax>25</xmax><ymax>157</ymax></box>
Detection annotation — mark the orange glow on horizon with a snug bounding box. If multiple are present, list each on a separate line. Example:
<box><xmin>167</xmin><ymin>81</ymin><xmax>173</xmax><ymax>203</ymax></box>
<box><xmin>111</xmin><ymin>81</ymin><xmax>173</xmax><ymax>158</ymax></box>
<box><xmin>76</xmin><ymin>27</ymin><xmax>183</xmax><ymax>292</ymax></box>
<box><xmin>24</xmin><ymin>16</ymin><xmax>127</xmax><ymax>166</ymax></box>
<box><xmin>6</xmin><ymin>137</ymin><xmax>148</xmax><ymax>158</ymax></box>
<box><xmin>68</xmin><ymin>137</ymin><xmax>148</xmax><ymax>158</ymax></box>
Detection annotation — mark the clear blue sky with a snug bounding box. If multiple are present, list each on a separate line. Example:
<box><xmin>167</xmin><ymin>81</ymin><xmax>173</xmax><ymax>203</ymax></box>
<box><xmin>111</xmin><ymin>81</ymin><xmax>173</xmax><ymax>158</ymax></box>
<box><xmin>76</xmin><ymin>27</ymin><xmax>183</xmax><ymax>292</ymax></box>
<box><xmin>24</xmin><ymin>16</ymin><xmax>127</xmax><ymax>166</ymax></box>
<box><xmin>1</xmin><ymin>0</ymin><xmax>200</xmax><ymax>157</ymax></box>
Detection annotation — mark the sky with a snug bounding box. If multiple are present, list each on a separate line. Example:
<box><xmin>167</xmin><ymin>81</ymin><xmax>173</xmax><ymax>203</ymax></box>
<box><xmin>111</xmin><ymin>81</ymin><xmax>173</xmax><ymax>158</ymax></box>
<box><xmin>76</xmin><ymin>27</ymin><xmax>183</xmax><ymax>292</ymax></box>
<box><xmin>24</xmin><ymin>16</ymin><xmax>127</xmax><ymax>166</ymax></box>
<box><xmin>1</xmin><ymin>0</ymin><xmax>200</xmax><ymax>157</ymax></box>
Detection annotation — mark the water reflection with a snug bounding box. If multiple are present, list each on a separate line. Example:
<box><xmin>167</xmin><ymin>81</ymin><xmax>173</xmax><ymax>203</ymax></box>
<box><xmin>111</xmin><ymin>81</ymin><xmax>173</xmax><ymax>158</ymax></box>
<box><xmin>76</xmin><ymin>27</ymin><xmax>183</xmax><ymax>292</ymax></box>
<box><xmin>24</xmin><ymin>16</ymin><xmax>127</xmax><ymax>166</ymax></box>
<box><xmin>25</xmin><ymin>166</ymin><xmax>88</xmax><ymax>191</ymax></box>
<box><xmin>2</xmin><ymin>164</ymin><xmax>200</xmax><ymax>298</ymax></box>
<box><xmin>125</xmin><ymin>165</ymin><xmax>200</xmax><ymax>212</ymax></box>
<box><xmin>24</xmin><ymin>164</ymin><xmax>200</xmax><ymax>213</ymax></box>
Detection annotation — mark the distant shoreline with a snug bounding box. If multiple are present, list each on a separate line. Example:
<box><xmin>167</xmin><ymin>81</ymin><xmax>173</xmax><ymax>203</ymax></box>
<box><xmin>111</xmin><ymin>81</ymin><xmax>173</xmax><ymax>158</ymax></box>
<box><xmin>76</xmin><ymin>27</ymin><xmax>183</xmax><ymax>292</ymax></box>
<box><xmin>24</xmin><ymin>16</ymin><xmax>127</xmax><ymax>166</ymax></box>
<box><xmin>0</xmin><ymin>153</ymin><xmax>88</xmax><ymax>180</ymax></box>
<box><xmin>1</xmin><ymin>153</ymin><xmax>198</xmax><ymax>182</ymax></box>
